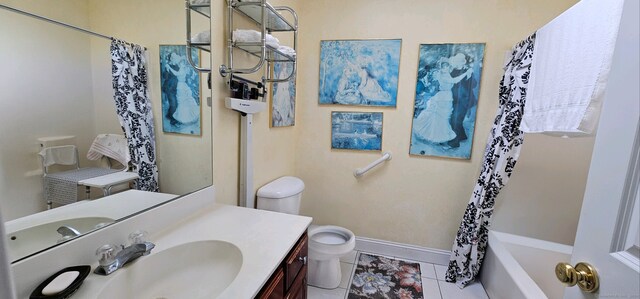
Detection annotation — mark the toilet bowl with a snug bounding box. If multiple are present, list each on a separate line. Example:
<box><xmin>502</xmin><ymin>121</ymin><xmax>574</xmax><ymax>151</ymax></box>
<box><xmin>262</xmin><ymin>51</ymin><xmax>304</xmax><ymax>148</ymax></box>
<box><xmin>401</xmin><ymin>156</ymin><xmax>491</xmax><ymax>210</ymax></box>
<box><xmin>256</xmin><ymin>176</ymin><xmax>356</xmax><ymax>289</ymax></box>
<box><xmin>307</xmin><ymin>225</ymin><xmax>355</xmax><ymax>289</ymax></box>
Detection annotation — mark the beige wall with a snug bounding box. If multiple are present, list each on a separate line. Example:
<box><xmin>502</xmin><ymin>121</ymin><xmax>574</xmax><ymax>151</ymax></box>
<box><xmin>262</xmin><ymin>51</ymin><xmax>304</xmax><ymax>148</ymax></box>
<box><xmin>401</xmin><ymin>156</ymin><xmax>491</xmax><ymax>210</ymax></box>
<box><xmin>211</xmin><ymin>0</ymin><xmax>300</xmax><ymax>206</ymax></box>
<box><xmin>292</xmin><ymin>0</ymin><xmax>586</xmax><ymax>250</ymax></box>
<box><xmin>0</xmin><ymin>0</ymin><xmax>96</xmax><ymax>220</ymax></box>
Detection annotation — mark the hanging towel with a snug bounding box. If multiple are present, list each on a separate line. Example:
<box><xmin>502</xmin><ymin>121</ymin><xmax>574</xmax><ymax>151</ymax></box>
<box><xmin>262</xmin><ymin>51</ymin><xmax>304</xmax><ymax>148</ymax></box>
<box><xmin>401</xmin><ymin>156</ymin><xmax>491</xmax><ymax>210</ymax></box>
<box><xmin>233</xmin><ymin>29</ymin><xmax>280</xmax><ymax>48</ymax></box>
<box><xmin>191</xmin><ymin>30</ymin><xmax>210</xmax><ymax>44</ymax></box>
<box><xmin>521</xmin><ymin>0</ymin><xmax>624</xmax><ymax>135</ymax></box>
<box><xmin>190</xmin><ymin>0</ymin><xmax>210</xmax><ymax>4</ymax></box>
<box><xmin>39</xmin><ymin>145</ymin><xmax>77</xmax><ymax>167</ymax></box>
<box><xmin>86</xmin><ymin>134</ymin><xmax>130</xmax><ymax>168</ymax></box>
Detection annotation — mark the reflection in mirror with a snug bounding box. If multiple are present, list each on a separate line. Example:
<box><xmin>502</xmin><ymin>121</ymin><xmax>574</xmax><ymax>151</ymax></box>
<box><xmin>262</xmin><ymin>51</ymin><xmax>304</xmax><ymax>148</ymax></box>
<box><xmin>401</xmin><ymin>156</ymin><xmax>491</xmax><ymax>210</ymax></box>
<box><xmin>0</xmin><ymin>0</ymin><xmax>212</xmax><ymax>262</ymax></box>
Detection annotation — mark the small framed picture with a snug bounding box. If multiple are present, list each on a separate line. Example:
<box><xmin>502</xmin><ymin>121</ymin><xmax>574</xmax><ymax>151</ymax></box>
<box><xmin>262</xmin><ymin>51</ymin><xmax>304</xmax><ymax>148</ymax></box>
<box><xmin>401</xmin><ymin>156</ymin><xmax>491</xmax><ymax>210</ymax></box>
<box><xmin>331</xmin><ymin>111</ymin><xmax>383</xmax><ymax>151</ymax></box>
<box><xmin>159</xmin><ymin>45</ymin><xmax>201</xmax><ymax>136</ymax></box>
<box><xmin>270</xmin><ymin>61</ymin><xmax>296</xmax><ymax>127</ymax></box>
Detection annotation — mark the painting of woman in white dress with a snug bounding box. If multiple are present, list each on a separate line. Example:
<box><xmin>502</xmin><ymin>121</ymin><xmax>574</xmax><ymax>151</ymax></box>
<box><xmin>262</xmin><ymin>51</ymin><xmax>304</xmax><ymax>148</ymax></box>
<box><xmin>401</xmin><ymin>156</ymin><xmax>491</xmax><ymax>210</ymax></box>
<box><xmin>319</xmin><ymin>39</ymin><xmax>401</xmax><ymax>107</ymax></box>
<box><xmin>410</xmin><ymin>43</ymin><xmax>485</xmax><ymax>159</ymax></box>
<box><xmin>270</xmin><ymin>62</ymin><xmax>296</xmax><ymax>127</ymax></box>
<box><xmin>160</xmin><ymin>45</ymin><xmax>201</xmax><ymax>135</ymax></box>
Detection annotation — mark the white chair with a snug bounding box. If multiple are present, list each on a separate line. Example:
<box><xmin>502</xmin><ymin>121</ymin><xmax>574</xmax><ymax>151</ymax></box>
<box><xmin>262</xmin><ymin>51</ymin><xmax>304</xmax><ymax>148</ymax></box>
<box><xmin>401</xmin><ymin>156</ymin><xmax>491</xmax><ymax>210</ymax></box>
<box><xmin>38</xmin><ymin>145</ymin><xmax>138</xmax><ymax>209</ymax></box>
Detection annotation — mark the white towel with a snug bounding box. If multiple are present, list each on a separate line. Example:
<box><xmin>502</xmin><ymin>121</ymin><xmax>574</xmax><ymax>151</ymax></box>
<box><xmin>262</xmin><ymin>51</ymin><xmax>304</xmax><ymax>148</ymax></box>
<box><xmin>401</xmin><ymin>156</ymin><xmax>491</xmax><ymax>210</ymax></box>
<box><xmin>190</xmin><ymin>0</ymin><xmax>210</xmax><ymax>4</ymax></box>
<box><xmin>191</xmin><ymin>30</ymin><xmax>210</xmax><ymax>43</ymax></box>
<box><xmin>39</xmin><ymin>145</ymin><xmax>77</xmax><ymax>167</ymax></box>
<box><xmin>87</xmin><ymin>134</ymin><xmax>130</xmax><ymax>168</ymax></box>
<box><xmin>233</xmin><ymin>29</ymin><xmax>280</xmax><ymax>48</ymax></box>
<box><xmin>277</xmin><ymin>45</ymin><xmax>296</xmax><ymax>58</ymax></box>
<box><xmin>521</xmin><ymin>0</ymin><xmax>624</xmax><ymax>135</ymax></box>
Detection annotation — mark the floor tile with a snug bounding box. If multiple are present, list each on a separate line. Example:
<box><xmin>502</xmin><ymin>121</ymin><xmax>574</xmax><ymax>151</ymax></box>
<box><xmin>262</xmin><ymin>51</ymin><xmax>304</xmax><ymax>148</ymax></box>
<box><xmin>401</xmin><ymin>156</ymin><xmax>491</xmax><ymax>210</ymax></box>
<box><xmin>339</xmin><ymin>262</ymin><xmax>354</xmax><ymax>289</ymax></box>
<box><xmin>339</xmin><ymin>250</ymin><xmax>358</xmax><ymax>264</ymax></box>
<box><xmin>422</xmin><ymin>277</ymin><xmax>443</xmax><ymax>299</ymax></box>
<box><xmin>307</xmin><ymin>286</ymin><xmax>347</xmax><ymax>299</ymax></box>
<box><xmin>434</xmin><ymin>264</ymin><xmax>447</xmax><ymax>281</ymax></box>
<box><xmin>438</xmin><ymin>281</ymin><xmax>489</xmax><ymax>299</ymax></box>
<box><xmin>419</xmin><ymin>262</ymin><xmax>437</xmax><ymax>279</ymax></box>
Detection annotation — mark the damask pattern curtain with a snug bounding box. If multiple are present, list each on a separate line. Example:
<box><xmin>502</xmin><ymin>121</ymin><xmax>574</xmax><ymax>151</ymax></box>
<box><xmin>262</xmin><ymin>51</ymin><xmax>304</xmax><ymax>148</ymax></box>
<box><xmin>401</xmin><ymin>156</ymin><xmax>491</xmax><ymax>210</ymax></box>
<box><xmin>110</xmin><ymin>39</ymin><xmax>159</xmax><ymax>192</ymax></box>
<box><xmin>445</xmin><ymin>33</ymin><xmax>536</xmax><ymax>288</ymax></box>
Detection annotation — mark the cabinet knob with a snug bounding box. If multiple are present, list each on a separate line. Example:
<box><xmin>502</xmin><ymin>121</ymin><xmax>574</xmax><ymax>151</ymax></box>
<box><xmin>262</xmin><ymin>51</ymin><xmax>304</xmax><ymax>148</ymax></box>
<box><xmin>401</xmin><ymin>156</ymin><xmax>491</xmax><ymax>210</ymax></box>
<box><xmin>298</xmin><ymin>256</ymin><xmax>307</xmax><ymax>265</ymax></box>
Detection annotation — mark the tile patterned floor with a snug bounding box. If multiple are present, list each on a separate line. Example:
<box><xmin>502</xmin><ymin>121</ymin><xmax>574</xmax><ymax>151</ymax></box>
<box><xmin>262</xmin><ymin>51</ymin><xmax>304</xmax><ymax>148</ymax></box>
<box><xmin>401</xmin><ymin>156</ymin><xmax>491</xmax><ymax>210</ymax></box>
<box><xmin>307</xmin><ymin>250</ymin><xmax>490</xmax><ymax>299</ymax></box>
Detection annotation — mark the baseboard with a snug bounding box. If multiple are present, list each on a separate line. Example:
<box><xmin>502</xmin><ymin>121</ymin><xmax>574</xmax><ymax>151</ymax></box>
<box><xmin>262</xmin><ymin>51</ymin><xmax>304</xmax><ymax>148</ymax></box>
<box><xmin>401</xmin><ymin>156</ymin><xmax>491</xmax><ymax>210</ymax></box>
<box><xmin>355</xmin><ymin>236</ymin><xmax>451</xmax><ymax>265</ymax></box>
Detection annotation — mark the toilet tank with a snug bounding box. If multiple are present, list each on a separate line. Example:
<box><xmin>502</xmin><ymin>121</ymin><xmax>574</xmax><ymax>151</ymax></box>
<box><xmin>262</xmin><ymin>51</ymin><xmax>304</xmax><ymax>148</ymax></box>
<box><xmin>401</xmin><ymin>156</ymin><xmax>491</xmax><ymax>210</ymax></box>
<box><xmin>256</xmin><ymin>176</ymin><xmax>305</xmax><ymax>215</ymax></box>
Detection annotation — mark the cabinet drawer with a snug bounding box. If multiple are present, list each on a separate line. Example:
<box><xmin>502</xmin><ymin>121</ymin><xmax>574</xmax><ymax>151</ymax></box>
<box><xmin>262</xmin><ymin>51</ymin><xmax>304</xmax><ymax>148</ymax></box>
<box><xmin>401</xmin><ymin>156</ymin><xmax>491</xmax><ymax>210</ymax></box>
<box><xmin>257</xmin><ymin>267</ymin><xmax>284</xmax><ymax>299</ymax></box>
<box><xmin>285</xmin><ymin>265</ymin><xmax>307</xmax><ymax>299</ymax></box>
<box><xmin>285</xmin><ymin>233</ymin><xmax>308</xmax><ymax>291</ymax></box>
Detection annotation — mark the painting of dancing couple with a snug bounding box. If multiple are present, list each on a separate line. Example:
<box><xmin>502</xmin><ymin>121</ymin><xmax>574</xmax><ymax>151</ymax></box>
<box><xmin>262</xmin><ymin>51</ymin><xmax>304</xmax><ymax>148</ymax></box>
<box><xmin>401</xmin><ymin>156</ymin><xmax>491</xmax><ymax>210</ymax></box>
<box><xmin>319</xmin><ymin>39</ymin><xmax>401</xmax><ymax>107</ymax></box>
<box><xmin>410</xmin><ymin>43</ymin><xmax>485</xmax><ymax>159</ymax></box>
<box><xmin>160</xmin><ymin>45</ymin><xmax>201</xmax><ymax>136</ymax></box>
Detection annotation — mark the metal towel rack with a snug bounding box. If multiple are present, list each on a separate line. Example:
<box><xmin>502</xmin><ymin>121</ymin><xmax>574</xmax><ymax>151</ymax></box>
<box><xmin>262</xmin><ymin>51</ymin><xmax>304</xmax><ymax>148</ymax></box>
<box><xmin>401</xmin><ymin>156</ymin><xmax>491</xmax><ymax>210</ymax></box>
<box><xmin>354</xmin><ymin>152</ymin><xmax>392</xmax><ymax>177</ymax></box>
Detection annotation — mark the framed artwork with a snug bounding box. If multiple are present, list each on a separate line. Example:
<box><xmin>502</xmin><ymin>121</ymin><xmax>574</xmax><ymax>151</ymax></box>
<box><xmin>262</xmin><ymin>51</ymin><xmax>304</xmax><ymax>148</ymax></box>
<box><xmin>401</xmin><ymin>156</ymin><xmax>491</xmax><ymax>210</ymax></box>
<box><xmin>270</xmin><ymin>61</ymin><xmax>296</xmax><ymax>127</ymax></box>
<box><xmin>319</xmin><ymin>39</ymin><xmax>401</xmax><ymax>107</ymax></box>
<box><xmin>331</xmin><ymin>112</ymin><xmax>383</xmax><ymax>151</ymax></box>
<box><xmin>159</xmin><ymin>45</ymin><xmax>201</xmax><ymax>136</ymax></box>
<box><xmin>409</xmin><ymin>43</ymin><xmax>485</xmax><ymax>159</ymax></box>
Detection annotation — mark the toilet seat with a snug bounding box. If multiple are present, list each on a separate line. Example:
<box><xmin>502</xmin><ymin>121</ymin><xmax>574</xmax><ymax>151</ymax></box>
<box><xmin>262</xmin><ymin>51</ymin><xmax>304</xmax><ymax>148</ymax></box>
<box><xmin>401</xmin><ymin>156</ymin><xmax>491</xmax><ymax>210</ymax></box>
<box><xmin>308</xmin><ymin>225</ymin><xmax>355</xmax><ymax>260</ymax></box>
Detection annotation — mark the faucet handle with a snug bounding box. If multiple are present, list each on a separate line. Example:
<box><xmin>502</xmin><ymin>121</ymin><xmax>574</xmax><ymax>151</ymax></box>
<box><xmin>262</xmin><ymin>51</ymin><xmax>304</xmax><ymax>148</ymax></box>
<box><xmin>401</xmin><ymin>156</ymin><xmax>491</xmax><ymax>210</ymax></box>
<box><xmin>128</xmin><ymin>230</ymin><xmax>149</xmax><ymax>245</ymax></box>
<box><xmin>96</xmin><ymin>244</ymin><xmax>119</xmax><ymax>267</ymax></box>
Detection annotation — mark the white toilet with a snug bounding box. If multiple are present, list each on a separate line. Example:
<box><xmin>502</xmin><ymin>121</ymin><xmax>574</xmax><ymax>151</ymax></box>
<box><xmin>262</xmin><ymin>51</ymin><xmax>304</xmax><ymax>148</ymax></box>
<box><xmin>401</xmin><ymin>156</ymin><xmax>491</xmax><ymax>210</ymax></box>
<box><xmin>257</xmin><ymin>176</ymin><xmax>356</xmax><ymax>289</ymax></box>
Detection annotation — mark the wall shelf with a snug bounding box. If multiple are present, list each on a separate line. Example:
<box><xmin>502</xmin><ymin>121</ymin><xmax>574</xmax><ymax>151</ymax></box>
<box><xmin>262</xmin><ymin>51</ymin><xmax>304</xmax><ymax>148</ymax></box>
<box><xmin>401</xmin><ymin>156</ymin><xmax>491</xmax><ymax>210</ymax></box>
<box><xmin>185</xmin><ymin>0</ymin><xmax>211</xmax><ymax>72</ymax></box>
<box><xmin>232</xmin><ymin>1</ymin><xmax>295</xmax><ymax>32</ymax></box>
<box><xmin>220</xmin><ymin>0</ymin><xmax>298</xmax><ymax>85</ymax></box>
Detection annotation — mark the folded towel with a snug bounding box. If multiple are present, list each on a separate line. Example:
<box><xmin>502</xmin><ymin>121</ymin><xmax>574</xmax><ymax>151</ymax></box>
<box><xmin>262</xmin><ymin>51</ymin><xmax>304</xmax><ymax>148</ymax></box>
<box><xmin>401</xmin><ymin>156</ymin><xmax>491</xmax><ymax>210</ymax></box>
<box><xmin>277</xmin><ymin>45</ymin><xmax>296</xmax><ymax>58</ymax></box>
<box><xmin>233</xmin><ymin>29</ymin><xmax>280</xmax><ymax>48</ymax></box>
<box><xmin>190</xmin><ymin>0</ymin><xmax>210</xmax><ymax>5</ymax></box>
<box><xmin>39</xmin><ymin>145</ymin><xmax>77</xmax><ymax>167</ymax></box>
<box><xmin>191</xmin><ymin>30</ymin><xmax>210</xmax><ymax>43</ymax></box>
<box><xmin>87</xmin><ymin>134</ymin><xmax>130</xmax><ymax>169</ymax></box>
<box><xmin>521</xmin><ymin>0</ymin><xmax>624</xmax><ymax>135</ymax></box>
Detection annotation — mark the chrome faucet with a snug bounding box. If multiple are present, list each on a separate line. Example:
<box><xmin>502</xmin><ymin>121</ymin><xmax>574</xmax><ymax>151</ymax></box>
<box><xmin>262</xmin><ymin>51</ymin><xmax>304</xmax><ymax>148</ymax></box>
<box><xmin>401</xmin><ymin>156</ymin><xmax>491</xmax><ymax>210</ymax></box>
<box><xmin>57</xmin><ymin>225</ymin><xmax>82</xmax><ymax>243</ymax></box>
<box><xmin>57</xmin><ymin>225</ymin><xmax>81</xmax><ymax>238</ymax></box>
<box><xmin>94</xmin><ymin>231</ymin><xmax>155</xmax><ymax>275</ymax></box>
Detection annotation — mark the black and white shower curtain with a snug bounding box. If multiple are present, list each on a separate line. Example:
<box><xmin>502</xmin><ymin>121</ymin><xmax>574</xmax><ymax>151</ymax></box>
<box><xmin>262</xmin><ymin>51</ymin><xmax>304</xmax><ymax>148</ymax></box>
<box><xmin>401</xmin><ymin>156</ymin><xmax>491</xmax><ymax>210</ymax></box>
<box><xmin>111</xmin><ymin>39</ymin><xmax>159</xmax><ymax>192</ymax></box>
<box><xmin>445</xmin><ymin>33</ymin><xmax>536</xmax><ymax>288</ymax></box>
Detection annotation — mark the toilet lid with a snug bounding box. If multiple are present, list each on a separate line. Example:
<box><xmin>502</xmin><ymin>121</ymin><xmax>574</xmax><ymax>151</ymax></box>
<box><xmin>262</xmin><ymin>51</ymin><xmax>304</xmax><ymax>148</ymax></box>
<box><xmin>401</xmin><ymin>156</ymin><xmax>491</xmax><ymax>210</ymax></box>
<box><xmin>311</xmin><ymin>231</ymin><xmax>347</xmax><ymax>245</ymax></box>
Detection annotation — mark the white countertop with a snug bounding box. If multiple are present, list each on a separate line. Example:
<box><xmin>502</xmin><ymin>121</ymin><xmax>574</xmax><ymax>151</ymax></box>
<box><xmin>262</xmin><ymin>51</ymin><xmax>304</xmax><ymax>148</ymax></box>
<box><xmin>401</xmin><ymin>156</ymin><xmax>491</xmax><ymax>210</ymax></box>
<box><xmin>72</xmin><ymin>203</ymin><xmax>312</xmax><ymax>298</ymax></box>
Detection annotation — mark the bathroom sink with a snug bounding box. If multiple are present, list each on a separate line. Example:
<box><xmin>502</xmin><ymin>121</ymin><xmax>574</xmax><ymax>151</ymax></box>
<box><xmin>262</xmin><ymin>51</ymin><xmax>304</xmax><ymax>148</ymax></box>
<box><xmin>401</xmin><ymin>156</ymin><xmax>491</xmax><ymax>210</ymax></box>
<box><xmin>6</xmin><ymin>216</ymin><xmax>114</xmax><ymax>261</ymax></box>
<box><xmin>96</xmin><ymin>240</ymin><xmax>243</xmax><ymax>299</ymax></box>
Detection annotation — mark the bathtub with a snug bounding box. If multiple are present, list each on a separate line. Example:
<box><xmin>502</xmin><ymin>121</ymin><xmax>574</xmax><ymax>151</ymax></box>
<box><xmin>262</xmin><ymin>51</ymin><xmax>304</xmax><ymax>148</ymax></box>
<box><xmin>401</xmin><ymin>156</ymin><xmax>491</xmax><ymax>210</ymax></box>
<box><xmin>479</xmin><ymin>231</ymin><xmax>573</xmax><ymax>299</ymax></box>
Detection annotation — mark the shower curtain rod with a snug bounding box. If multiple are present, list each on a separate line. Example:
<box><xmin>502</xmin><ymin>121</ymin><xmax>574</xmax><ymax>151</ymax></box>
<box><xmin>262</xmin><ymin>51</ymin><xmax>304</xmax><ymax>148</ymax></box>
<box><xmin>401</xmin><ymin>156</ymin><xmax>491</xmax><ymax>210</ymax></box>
<box><xmin>0</xmin><ymin>4</ymin><xmax>146</xmax><ymax>50</ymax></box>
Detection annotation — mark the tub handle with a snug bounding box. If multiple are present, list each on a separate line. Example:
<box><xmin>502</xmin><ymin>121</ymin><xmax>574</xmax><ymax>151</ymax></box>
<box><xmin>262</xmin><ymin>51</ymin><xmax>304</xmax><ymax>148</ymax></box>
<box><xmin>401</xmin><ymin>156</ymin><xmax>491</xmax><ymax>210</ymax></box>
<box><xmin>555</xmin><ymin>262</ymin><xmax>599</xmax><ymax>293</ymax></box>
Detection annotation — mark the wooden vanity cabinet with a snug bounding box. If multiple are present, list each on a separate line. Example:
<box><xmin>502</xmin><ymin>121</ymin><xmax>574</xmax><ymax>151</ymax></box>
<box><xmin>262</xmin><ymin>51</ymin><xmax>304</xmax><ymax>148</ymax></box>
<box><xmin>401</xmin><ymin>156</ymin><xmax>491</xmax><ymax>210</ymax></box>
<box><xmin>257</xmin><ymin>233</ymin><xmax>308</xmax><ymax>299</ymax></box>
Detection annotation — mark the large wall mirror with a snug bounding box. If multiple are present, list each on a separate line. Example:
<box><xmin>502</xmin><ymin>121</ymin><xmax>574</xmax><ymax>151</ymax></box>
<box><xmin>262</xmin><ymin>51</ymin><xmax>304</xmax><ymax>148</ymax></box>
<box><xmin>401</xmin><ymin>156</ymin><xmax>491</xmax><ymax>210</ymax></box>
<box><xmin>0</xmin><ymin>0</ymin><xmax>212</xmax><ymax>262</ymax></box>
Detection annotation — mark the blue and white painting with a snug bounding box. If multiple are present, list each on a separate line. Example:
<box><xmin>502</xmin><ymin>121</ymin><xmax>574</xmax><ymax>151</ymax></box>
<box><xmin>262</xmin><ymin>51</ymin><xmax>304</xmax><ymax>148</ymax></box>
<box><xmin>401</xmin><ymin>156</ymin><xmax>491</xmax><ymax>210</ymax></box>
<box><xmin>410</xmin><ymin>43</ymin><xmax>485</xmax><ymax>159</ymax></box>
<box><xmin>160</xmin><ymin>45</ymin><xmax>201</xmax><ymax>136</ymax></box>
<box><xmin>270</xmin><ymin>62</ymin><xmax>296</xmax><ymax>127</ymax></box>
<box><xmin>319</xmin><ymin>39</ymin><xmax>401</xmax><ymax>107</ymax></box>
<box><xmin>331</xmin><ymin>112</ymin><xmax>383</xmax><ymax>151</ymax></box>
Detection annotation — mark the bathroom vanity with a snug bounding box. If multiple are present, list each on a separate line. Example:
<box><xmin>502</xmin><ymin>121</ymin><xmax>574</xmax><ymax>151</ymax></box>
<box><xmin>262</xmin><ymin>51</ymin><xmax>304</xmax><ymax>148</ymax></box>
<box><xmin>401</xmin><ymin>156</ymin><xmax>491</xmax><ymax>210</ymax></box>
<box><xmin>258</xmin><ymin>233</ymin><xmax>308</xmax><ymax>299</ymax></box>
<box><xmin>10</xmin><ymin>187</ymin><xmax>312</xmax><ymax>298</ymax></box>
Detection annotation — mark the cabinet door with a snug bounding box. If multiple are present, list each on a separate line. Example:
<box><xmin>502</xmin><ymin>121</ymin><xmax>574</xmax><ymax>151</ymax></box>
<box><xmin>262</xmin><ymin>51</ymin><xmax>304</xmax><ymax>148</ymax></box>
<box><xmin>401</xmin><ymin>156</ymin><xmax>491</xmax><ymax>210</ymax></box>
<box><xmin>285</xmin><ymin>265</ymin><xmax>307</xmax><ymax>299</ymax></box>
<box><xmin>258</xmin><ymin>268</ymin><xmax>285</xmax><ymax>299</ymax></box>
<box><xmin>285</xmin><ymin>234</ymin><xmax>308</xmax><ymax>290</ymax></box>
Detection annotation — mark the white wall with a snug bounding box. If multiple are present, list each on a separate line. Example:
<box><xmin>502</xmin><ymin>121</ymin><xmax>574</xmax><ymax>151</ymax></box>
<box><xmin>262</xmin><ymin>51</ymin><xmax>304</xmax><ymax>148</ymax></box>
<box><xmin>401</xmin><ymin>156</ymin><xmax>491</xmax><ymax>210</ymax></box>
<box><xmin>0</xmin><ymin>0</ymin><xmax>97</xmax><ymax>220</ymax></box>
<box><xmin>291</xmin><ymin>0</ymin><xmax>587</xmax><ymax>250</ymax></box>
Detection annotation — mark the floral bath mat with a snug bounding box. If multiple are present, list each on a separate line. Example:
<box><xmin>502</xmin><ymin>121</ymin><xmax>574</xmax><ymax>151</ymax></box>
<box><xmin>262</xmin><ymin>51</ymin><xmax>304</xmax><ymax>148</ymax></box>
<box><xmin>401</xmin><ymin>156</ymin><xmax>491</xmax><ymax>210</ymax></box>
<box><xmin>348</xmin><ymin>253</ymin><xmax>423</xmax><ymax>299</ymax></box>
